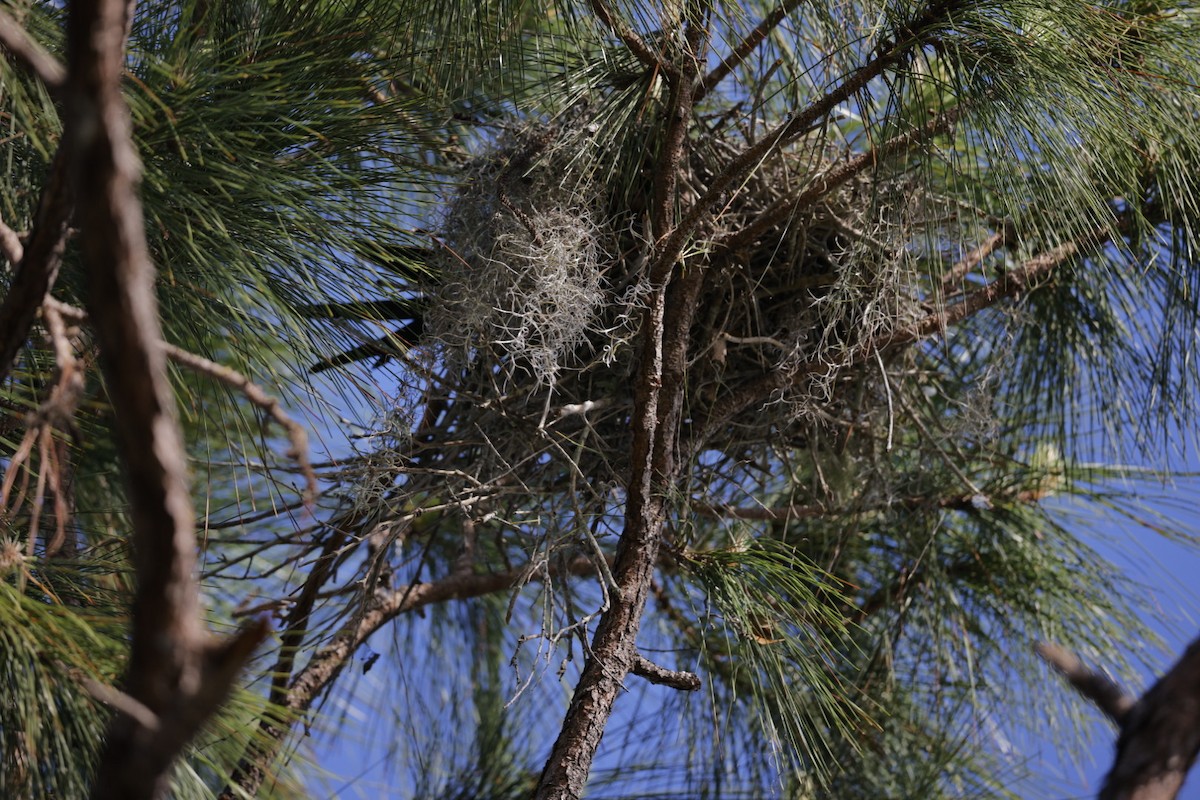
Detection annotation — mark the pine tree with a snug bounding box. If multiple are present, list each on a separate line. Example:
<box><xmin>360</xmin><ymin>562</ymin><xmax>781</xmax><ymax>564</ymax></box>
<box><xmin>1</xmin><ymin>0</ymin><xmax>1200</xmax><ymax>797</ymax></box>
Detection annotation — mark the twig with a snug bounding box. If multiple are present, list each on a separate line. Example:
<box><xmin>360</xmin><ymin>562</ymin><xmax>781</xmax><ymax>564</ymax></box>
<box><xmin>696</xmin><ymin>0</ymin><xmax>807</xmax><ymax>101</ymax></box>
<box><xmin>941</xmin><ymin>225</ymin><xmax>1012</xmax><ymax>291</ymax></box>
<box><xmin>693</xmin><ymin>488</ymin><xmax>1046</xmax><ymax>522</ymax></box>
<box><xmin>162</xmin><ymin>343</ymin><xmax>319</xmax><ymax>505</ymax></box>
<box><xmin>81</xmin><ymin>678</ymin><xmax>160</xmax><ymax>733</ymax></box>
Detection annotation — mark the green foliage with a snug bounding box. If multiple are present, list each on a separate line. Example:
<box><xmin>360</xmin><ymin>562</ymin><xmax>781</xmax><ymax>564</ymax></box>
<box><xmin>4</xmin><ymin>0</ymin><xmax>1200</xmax><ymax>797</ymax></box>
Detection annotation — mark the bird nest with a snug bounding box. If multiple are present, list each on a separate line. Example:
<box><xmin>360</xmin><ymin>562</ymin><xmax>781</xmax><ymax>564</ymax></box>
<box><xmin>403</xmin><ymin>114</ymin><xmax>929</xmax><ymax>527</ymax></box>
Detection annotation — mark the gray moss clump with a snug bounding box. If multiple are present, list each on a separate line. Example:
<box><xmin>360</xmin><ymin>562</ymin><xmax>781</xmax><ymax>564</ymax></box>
<box><xmin>427</xmin><ymin>128</ymin><xmax>606</xmax><ymax>385</ymax></box>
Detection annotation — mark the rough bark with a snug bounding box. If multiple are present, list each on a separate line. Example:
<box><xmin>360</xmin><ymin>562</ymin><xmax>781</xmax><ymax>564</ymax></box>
<box><xmin>532</xmin><ymin>3</ymin><xmax>709</xmax><ymax>791</ymax></box>
<box><xmin>534</xmin><ymin>270</ymin><xmax>704</xmax><ymax>800</ymax></box>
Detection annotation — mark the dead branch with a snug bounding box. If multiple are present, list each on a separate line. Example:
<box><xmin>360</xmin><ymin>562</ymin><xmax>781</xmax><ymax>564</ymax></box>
<box><xmin>631</xmin><ymin>654</ymin><xmax>701</xmax><ymax>690</ymax></box>
<box><xmin>161</xmin><ymin>343</ymin><xmax>318</xmax><ymax>504</ymax></box>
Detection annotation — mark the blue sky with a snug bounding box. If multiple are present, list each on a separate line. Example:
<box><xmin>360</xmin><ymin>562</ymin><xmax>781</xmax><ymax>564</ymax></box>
<box><xmin>288</xmin><ymin>368</ymin><xmax>1200</xmax><ymax>799</ymax></box>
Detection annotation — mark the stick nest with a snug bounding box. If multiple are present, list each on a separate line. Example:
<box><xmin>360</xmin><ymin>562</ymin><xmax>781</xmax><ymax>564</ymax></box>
<box><xmin>400</xmin><ymin>111</ymin><xmax>933</xmax><ymax>542</ymax></box>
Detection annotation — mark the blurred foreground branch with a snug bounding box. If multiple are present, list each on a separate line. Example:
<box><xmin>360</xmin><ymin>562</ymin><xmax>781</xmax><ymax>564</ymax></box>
<box><xmin>1038</xmin><ymin>637</ymin><xmax>1200</xmax><ymax>800</ymax></box>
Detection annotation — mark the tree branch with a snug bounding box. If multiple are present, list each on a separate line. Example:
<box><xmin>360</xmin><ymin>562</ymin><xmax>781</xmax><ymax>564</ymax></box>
<box><xmin>36</xmin><ymin>299</ymin><xmax>319</xmax><ymax>505</ymax></box>
<box><xmin>650</xmin><ymin>0</ymin><xmax>705</xmax><ymax>253</ymax></box>
<box><xmin>941</xmin><ymin>224</ymin><xmax>1013</xmax><ymax>292</ymax></box>
<box><xmin>223</xmin><ymin>557</ymin><xmax>601</xmax><ymax>798</ymax></box>
<box><xmin>0</xmin><ymin>213</ymin><xmax>24</xmax><ymax>265</ymax></box>
<box><xmin>719</xmin><ymin>104</ymin><xmax>963</xmax><ymax>253</ymax></box>
<box><xmin>587</xmin><ymin>0</ymin><xmax>677</xmax><ymax>79</ymax></box>
<box><xmin>162</xmin><ymin>343</ymin><xmax>318</xmax><ymax>504</ymax></box>
<box><xmin>62</xmin><ymin>2</ymin><xmax>265</xmax><ymax>797</ymax></box>
<box><xmin>1035</xmin><ymin>642</ymin><xmax>1135</xmax><ymax>725</ymax></box>
<box><xmin>631</xmin><ymin>653</ymin><xmax>701</xmax><ymax>690</ymax></box>
<box><xmin>694</xmin><ymin>225</ymin><xmax>1112</xmax><ymax>447</ymax></box>
<box><xmin>694</xmin><ymin>488</ymin><xmax>1046</xmax><ymax>522</ymax></box>
<box><xmin>1101</xmin><ymin>636</ymin><xmax>1200</xmax><ymax>800</ymax></box>
<box><xmin>653</xmin><ymin>0</ymin><xmax>968</xmax><ymax>276</ymax></box>
<box><xmin>0</xmin><ymin>7</ymin><xmax>66</xmax><ymax>90</ymax></box>
<box><xmin>536</xmin><ymin>264</ymin><xmax>706</xmax><ymax>800</ymax></box>
<box><xmin>0</xmin><ymin>10</ymin><xmax>73</xmax><ymax>386</ymax></box>
<box><xmin>696</xmin><ymin>0</ymin><xmax>807</xmax><ymax>101</ymax></box>
<box><xmin>1039</xmin><ymin>636</ymin><xmax>1200</xmax><ymax>800</ymax></box>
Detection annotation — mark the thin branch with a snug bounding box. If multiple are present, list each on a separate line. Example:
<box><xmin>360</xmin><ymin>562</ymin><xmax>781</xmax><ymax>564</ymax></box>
<box><xmin>39</xmin><ymin>300</ymin><xmax>319</xmax><ymax>505</ymax></box>
<box><xmin>0</xmin><ymin>11</ymin><xmax>74</xmax><ymax>387</ymax></box>
<box><xmin>696</xmin><ymin>0</ymin><xmax>807</xmax><ymax>101</ymax></box>
<box><xmin>649</xmin><ymin>2</ymin><xmax>705</xmax><ymax>253</ymax></box>
<box><xmin>162</xmin><ymin>343</ymin><xmax>318</xmax><ymax>505</ymax></box>
<box><xmin>587</xmin><ymin>0</ymin><xmax>677</xmax><ymax>79</ymax></box>
<box><xmin>0</xmin><ymin>8</ymin><xmax>66</xmax><ymax>90</ymax></box>
<box><xmin>631</xmin><ymin>654</ymin><xmax>701</xmax><ymax>690</ymax></box>
<box><xmin>223</xmin><ymin>556</ymin><xmax>601</xmax><ymax>799</ymax></box>
<box><xmin>654</xmin><ymin>0</ymin><xmax>967</xmax><ymax>276</ymax></box>
<box><xmin>720</xmin><ymin>104</ymin><xmax>963</xmax><ymax>253</ymax></box>
<box><xmin>694</xmin><ymin>488</ymin><xmax>1046</xmax><ymax>522</ymax></box>
<box><xmin>1035</xmin><ymin>642</ymin><xmax>1135</xmax><ymax>724</ymax></box>
<box><xmin>941</xmin><ymin>224</ymin><xmax>1013</xmax><ymax>291</ymax></box>
<box><xmin>80</xmin><ymin>678</ymin><xmax>161</xmax><ymax>733</ymax></box>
